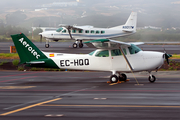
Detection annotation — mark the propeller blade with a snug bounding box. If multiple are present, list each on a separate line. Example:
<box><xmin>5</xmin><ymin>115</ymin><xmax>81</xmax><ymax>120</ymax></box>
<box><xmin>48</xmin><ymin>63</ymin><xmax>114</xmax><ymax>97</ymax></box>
<box><xmin>164</xmin><ymin>53</ymin><xmax>172</xmax><ymax>65</ymax></box>
<box><xmin>40</xmin><ymin>35</ymin><xmax>42</xmax><ymax>43</ymax></box>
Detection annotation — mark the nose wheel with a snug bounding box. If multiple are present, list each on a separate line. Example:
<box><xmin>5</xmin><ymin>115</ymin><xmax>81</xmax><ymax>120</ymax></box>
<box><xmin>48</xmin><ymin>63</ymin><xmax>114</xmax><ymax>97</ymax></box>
<box><xmin>148</xmin><ymin>75</ymin><xmax>156</xmax><ymax>83</ymax></box>
<box><xmin>45</xmin><ymin>44</ymin><xmax>49</xmax><ymax>48</ymax></box>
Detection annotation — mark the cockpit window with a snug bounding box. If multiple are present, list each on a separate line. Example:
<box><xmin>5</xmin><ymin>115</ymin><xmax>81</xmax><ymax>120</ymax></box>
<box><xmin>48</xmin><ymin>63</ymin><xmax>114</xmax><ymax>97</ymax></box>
<box><xmin>128</xmin><ymin>44</ymin><xmax>142</xmax><ymax>54</ymax></box>
<box><xmin>56</xmin><ymin>28</ymin><xmax>63</xmax><ymax>32</ymax></box>
<box><xmin>111</xmin><ymin>49</ymin><xmax>127</xmax><ymax>56</ymax></box>
<box><xmin>95</xmin><ymin>50</ymin><xmax>109</xmax><ymax>57</ymax></box>
<box><xmin>89</xmin><ymin>50</ymin><xmax>95</xmax><ymax>56</ymax></box>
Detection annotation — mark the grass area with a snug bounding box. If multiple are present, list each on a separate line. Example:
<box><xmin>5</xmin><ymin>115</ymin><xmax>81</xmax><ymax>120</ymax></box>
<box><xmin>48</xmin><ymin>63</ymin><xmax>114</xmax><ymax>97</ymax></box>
<box><xmin>0</xmin><ymin>60</ymin><xmax>8</xmax><ymax>66</ymax></box>
<box><xmin>0</xmin><ymin>53</ymin><xmax>19</xmax><ymax>59</ymax></box>
<box><xmin>171</xmin><ymin>54</ymin><xmax>180</xmax><ymax>59</ymax></box>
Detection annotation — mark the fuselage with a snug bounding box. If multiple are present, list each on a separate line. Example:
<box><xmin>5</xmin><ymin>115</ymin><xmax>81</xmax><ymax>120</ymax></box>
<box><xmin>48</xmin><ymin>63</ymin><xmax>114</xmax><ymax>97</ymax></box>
<box><xmin>41</xmin><ymin>26</ymin><xmax>135</xmax><ymax>41</ymax></box>
<box><xmin>43</xmin><ymin>48</ymin><xmax>164</xmax><ymax>73</ymax></box>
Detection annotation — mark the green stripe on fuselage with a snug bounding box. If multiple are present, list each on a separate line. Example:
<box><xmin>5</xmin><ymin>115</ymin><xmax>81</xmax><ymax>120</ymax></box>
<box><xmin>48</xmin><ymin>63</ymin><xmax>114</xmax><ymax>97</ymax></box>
<box><xmin>84</xmin><ymin>39</ymin><xmax>109</xmax><ymax>43</ymax></box>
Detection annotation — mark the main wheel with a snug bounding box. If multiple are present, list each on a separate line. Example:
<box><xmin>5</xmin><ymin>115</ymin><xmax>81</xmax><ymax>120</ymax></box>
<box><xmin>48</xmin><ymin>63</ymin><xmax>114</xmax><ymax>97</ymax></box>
<box><xmin>45</xmin><ymin>44</ymin><xmax>49</xmax><ymax>48</ymax></box>
<box><xmin>110</xmin><ymin>75</ymin><xmax>118</xmax><ymax>83</ymax></box>
<box><xmin>119</xmin><ymin>73</ymin><xmax>127</xmax><ymax>81</ymax></box>
<box><xmin>148</xmin><ymin>75</ymin><xmax>156</xmax><ymax>83</ymax></box>
<box><xmin>72</xmin><ymin>43</ymin><xmax>78</xmax><ymax>48</ymax></box>
<box><xmin>79</xmin><ymin>43</ymin><xmax>83</xmax><ymax>48</ymax></box>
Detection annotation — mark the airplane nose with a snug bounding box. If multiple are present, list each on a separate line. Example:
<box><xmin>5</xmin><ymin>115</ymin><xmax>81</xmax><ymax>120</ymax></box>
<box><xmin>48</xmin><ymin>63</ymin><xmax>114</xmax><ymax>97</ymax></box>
<box><xmin>143</xmin><ymin>51</ymin><xmax>165</xmax><ymax>70</ymax></box>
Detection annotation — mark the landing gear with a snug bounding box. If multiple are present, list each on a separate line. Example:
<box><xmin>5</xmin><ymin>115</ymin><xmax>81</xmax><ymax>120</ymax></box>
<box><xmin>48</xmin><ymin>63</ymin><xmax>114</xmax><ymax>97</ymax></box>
<box><xmin>148</xmin><ymin>71</ymin><xmax>156</xmax><ymax>83</ymax></box>
<box><xmin>110</xmin><ymin>75</ymin><xmax>119</xmax><ymax>83</ymax></box>
<box><xmin>73</xmin><ymin>40</ymin><xmax>83</xmax><ymax>48</ymax></box>
<box><xmin>148</xmin><ymin>75</ymin><xmax>156</xmax><ymax>83</ymax></box>
<box><xmin>110</xmin><ymin>72</ymin><xmax>127</xmax><ymax>83</ymax></box>
<box><xmin>72</xmin><ymin>43</ymin><xmax>78</xmax><ymax>48</ymax></box>
<box><xmin>79</xmin><ymin>40</ymin><xmax>83</xmax><ymax>48</ymax></box>
<box><xmin>119</xmin><ymin>73</ymin><xmax>127</xmax><ymax>81</ymax></box>
<box><xmin>45</xmin><ymin>39</ymin><xmax>50</xmax><ymax>48</ymax></box>
<box><xmin>45</xmin><ymin>44</ymin><xmax>49</xmax><ymax>48</ymax></box>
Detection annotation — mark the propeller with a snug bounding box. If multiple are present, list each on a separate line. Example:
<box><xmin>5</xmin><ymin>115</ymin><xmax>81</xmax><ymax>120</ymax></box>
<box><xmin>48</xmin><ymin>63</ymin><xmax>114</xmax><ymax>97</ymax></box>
<box><xmin>164</xmin><ymin>48</ymin><xmax>172</xmax><ymax>65</ymax></box>
<box><xmin>39</xmin><ymin>33</ymin><xmax>42</xmax><ymax>43</ymax></box>
<box><xmin>40</xmin><ymin>35</ymin><xmax>42</xmax><ymax>43</ymax></box>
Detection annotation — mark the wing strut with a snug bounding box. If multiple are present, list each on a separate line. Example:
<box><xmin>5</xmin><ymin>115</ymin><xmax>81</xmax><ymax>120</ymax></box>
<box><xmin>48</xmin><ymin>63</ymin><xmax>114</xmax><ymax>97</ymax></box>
<box><xmin>67</xmin><ymin>26</ymin><xmax>73</xmax><ymax>39</ymax></box>
<box><xmin>119</xmin><ymin>46</ymin><xmax>133</xmax><ymax>70</ymax></box>
<box><xmin>119</xmin><ymin>45</ymin><xmax>140</xmax><ymax>85</ymax></box>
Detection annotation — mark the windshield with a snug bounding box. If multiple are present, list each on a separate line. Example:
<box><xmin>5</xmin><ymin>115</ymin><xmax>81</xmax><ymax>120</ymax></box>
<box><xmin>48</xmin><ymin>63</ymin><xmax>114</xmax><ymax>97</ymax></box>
<box><xmin>56</xmin><ymin>27</ymin><xmax>63</xmax><ymax>32</ymax></box>
<box><xmin>128</xmin><ymin>44</ymin><xmax>142</xmax><ymax>54</ymax></box>
<box><xmin>89</xmin><ymin>50</ymin><xmax>96</xmax><ymax>56</ymax></box>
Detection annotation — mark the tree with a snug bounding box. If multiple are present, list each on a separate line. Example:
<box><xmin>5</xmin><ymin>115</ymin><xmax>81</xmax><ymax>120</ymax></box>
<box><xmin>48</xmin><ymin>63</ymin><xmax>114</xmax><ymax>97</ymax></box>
<box><xmin>33</xmin><ymin>28</ymin><xmax>43</xmax><ymax>36</ymax></box>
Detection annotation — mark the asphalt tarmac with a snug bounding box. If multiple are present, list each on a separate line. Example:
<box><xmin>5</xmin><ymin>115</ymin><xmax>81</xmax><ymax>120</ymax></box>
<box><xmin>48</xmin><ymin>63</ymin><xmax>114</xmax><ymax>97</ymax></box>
<box><xmin>0</xmin><ymin>42</ymin><xmax>180</xmax><ymax>54</ymax></box>
<box><xmin>0</xmin><ymin>71</ymin><xmax>180</xmax><ymax>120</ymax></box>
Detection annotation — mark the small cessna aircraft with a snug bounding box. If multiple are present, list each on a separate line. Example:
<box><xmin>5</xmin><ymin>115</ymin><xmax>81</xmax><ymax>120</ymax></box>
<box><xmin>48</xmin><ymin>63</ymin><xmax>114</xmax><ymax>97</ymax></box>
<box><xmin>11</xmin><ymin>33</ymin><xmax>171</xmax><ymax>83</ymax></box>
<box><xmin>39</xmin><ymin>12</ymin><xmax>137</xmax><ymax>48</ymax></box>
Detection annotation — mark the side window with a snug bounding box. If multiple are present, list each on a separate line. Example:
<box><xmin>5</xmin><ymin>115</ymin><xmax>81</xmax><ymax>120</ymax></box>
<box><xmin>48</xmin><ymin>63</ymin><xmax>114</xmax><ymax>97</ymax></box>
<box><xmin>123</xmin><ymin>48</ymin><xmax>127</xmax><ymax>55</ymax></box>
<box><xmin>79</xmin><ymin>30</ymin><xmax>83</xmax><ymax>33</ymax></box>
<box><xmin>85</xmin><ymin>30</ymin><xmax>89</xmax><ymax>33</ymax></box>
<box><xmin>101</xmin><ymin>31</ymin><xmax>105</xmax><ymax>34</ymax></box>
<box><xmin>72</xmin><ymin>30</ymin><xmax>76</xmax><ymax>33</ymax></box>
<box><xmin>96</xmin><ymin>31</ymin><xmax>100</xmax><ymax>34</ymax></box>
<box><xmin>111</xmin><ymin>49</ymin><xmax>127</xmax><ymax>56</ymax></box>
<box><xmin>62</xmin><ymin>30</ymin><xmax>66</xmax><ymax>33</ymax></box>
<box><xmin>111</xmin><ymin>49</ymin><xmax>122</xmax><ymax>56</ymax></box>
<box><xmin>91</xmin><ymin>30</ymin><xmax>94</xmax><ymax>33</ymax></box>
<box><xmin>95</xmin><ymin>50</ymin><xmax>109</xmax><ymax>57</ymax></box>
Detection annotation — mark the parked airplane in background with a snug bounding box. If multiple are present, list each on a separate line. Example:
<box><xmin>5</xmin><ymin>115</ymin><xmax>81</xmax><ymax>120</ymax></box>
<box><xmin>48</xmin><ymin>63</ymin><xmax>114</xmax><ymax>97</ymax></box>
<box><xmin>11</xmin><ymin>33</ymin><xmax>172</xmax><ymax>83</ymax></box>
<box><xmin>39</xmin><ymin>12</ymin><xmax>137</xmax><ymax>48</ymax></box>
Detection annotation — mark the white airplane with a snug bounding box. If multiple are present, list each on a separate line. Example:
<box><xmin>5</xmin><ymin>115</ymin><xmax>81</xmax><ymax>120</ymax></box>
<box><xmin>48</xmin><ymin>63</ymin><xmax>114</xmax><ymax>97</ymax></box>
<box><xmin>11</xmin><ymin>33</ymin><xmax>171</xmax><ymax>83</ymax></box>
<box><xmin>39</xmin><ymin>12</ymin><xmax>137</xmax><ymax>48</ymax></box>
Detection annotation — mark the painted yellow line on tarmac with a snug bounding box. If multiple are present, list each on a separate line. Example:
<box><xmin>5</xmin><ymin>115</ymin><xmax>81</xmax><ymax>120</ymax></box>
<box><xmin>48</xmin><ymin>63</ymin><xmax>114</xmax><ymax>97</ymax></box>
<box><xmin>0</xmin><ymin>98</ymin><xmax>61</xmax><ymax>116</ymax></box>
<box><xmin>40</xmin><ymin>104</ymin><xmax>180</xmax><ymax>108</ymax></box>
<box><xmin>0</xmin><ymin>86</ymin><xmax>36</xmax><ymax>89</ymax></box>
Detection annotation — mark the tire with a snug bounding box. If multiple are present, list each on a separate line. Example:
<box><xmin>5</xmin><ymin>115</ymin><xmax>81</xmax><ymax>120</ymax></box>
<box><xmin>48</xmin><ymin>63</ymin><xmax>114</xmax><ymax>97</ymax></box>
<box><xmin>110</xmin><ymin>75</ymin><xmax>118</xmax><ymax>83</ymax></box>
<box><xmin>119</xmin><ymin>73</ymin><xmax>127</xmax><ymax>81</ymax></box>
<box><xmin>148</xmin><ymin>75</ymin><xmax>156</xmax><ymax>83</ymax></box>
<box><xmin>72</xmin><ymin>43</ymin><xmax>78</xmax><ymax>48</ymax></box>
<box><xmin>45</xmin><ymin>44</ymin><xmax>49</xmax><ymax>48</ymax></box>
<box><xmin>79</xmin><ymin>43</ymin><xmax>83</xmax><ymax>48</ymax></box>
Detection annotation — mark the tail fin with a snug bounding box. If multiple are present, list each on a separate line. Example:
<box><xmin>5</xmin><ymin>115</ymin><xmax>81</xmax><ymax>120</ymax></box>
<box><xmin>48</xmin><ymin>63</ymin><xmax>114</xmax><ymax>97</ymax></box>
<box><xmin>123</xmin><ymin>12</ymin><xmax>137</xmax><ymax>32</ymax></box>
<box><xmin>11</xmin><ymin>33</ymin><xmax>48</xmax><ymax>64</ymax></box>
<box><xmin>110</xmin><ymin>12</ymin><xmax>137</xmax><ymax>32</ymax></box>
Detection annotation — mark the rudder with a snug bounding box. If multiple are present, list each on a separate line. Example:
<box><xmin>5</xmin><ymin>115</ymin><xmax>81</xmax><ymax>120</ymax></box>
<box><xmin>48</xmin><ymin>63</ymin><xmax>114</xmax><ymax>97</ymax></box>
<box><xmin>11</xmin><ymin>33</ymin><xmax>47</xmax><ymax>64</ymax></box>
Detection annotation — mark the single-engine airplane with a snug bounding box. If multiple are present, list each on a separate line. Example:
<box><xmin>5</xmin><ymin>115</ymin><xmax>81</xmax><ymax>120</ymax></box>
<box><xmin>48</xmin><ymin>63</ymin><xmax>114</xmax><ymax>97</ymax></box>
<box><xmin>39</xmin><ymin>12</ymin><xmax>137</xmax><ymax>48</ymax></box>
<box><xmin>11</xmin><ymin>33</ymin><xmax>171</xmax><ymax>83</ymax></box>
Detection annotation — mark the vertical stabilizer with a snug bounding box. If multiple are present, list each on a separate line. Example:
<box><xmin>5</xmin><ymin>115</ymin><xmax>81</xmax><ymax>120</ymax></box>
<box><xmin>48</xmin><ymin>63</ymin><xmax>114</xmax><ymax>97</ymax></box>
<box><xmin>110</xmin><ymin>12</ymin><xmax>137</xmax><ymax>32</ymax></box>
<box><xmin>124</xmin><ymin>12</ymin><xmax>137</xmax><ymax>32</ymax></box>
<box><xmin>11</xmin><ymin>33</ymin><xmax>48</xmax><ymax>64</ymax></box>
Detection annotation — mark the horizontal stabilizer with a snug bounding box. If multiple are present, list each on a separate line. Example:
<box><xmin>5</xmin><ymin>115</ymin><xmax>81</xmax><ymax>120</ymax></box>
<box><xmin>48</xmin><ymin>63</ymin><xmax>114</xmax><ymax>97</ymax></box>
<box><xmin>26</xmin><ymin>61</ymin><xmax>45</xmax><ymax>64</ymax></box>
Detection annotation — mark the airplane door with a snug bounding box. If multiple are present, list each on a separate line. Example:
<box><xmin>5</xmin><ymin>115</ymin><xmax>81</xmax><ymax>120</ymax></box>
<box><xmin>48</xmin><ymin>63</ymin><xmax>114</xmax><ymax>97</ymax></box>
<box><xmin>110</xmin><ymin>49</ymin><xmax>129</xmax><ymax>71</ymax></box>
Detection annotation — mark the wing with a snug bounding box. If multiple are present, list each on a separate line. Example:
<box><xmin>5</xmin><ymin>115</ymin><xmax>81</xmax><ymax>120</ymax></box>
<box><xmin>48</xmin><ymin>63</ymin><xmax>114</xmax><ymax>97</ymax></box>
<box><xmin>84</xmin><ymin>39</ymin><xmax>133</xmax><ymax>49</ymax></box>
<box><xmin>59</xmin><ymin>24</ymin><xmax>83</xmax><ymax>30</ymax></box>
<box><xmin>84</xmin><ymin>39</ymin><xmax>144</xmax><ymax>49</ymax></box>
